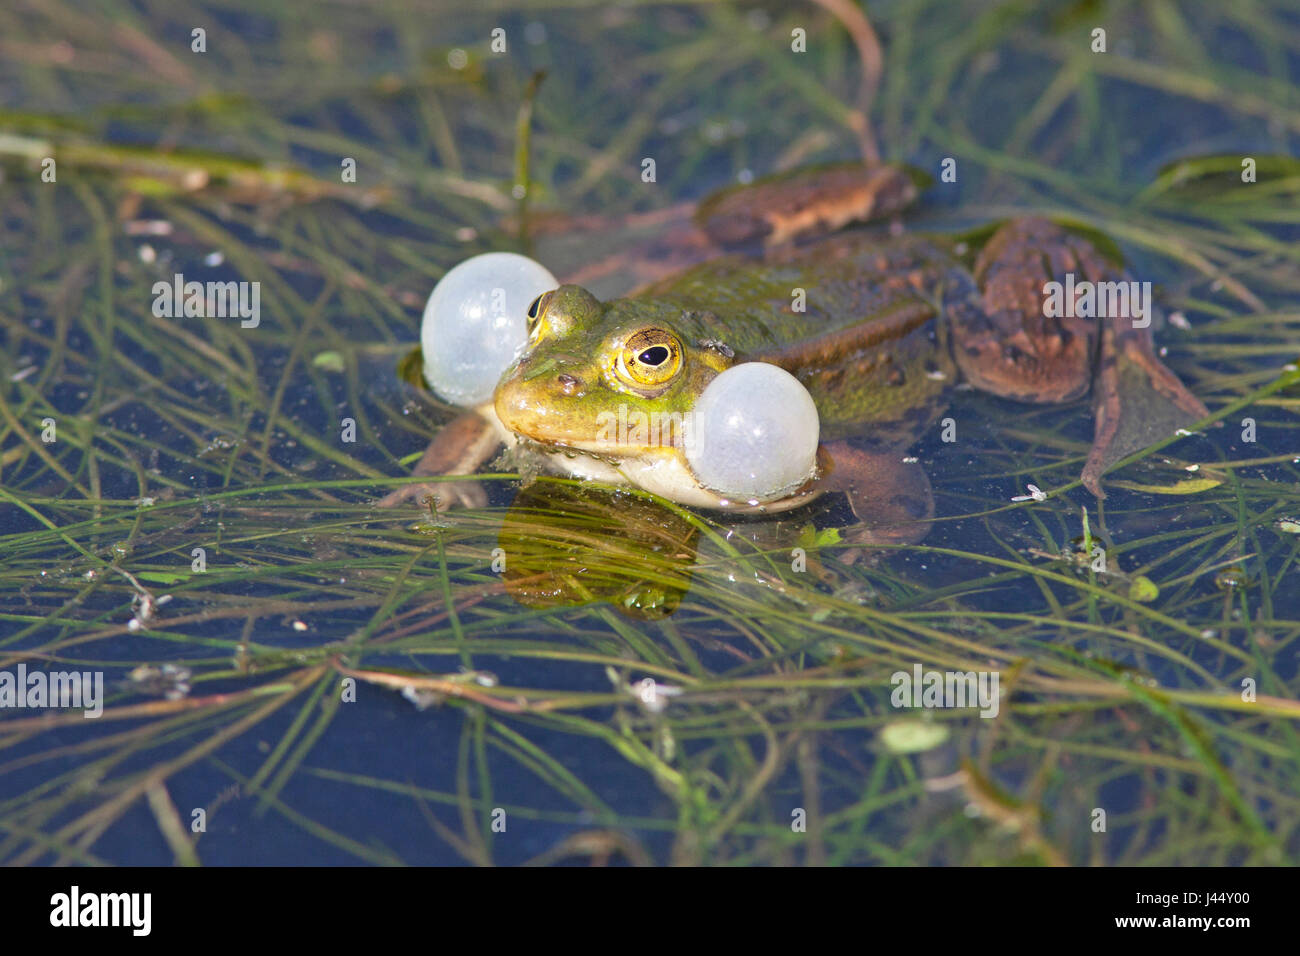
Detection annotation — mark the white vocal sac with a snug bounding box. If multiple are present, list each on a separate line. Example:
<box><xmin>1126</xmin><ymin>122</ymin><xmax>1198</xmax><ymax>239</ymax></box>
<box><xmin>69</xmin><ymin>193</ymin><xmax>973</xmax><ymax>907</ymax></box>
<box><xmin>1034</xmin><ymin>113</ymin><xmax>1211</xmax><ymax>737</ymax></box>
<box><xmin>685</xmin><ymin>362</ymin><xmax>820</xmax><ymax>501</ymax></box>
<box><xmin>421</xmin><ymin>252</ymin><xmax>558</xmax><ymax>407</ymax></box>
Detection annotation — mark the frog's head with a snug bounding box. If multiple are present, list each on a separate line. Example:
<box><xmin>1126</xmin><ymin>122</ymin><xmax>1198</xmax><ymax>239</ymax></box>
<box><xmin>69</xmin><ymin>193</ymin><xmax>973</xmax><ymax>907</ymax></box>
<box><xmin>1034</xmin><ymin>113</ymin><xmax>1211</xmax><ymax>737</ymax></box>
<box><xmin>493</xmin><ymin>285</ymin><xmax>734</xmax><ymax>461</ymax></box>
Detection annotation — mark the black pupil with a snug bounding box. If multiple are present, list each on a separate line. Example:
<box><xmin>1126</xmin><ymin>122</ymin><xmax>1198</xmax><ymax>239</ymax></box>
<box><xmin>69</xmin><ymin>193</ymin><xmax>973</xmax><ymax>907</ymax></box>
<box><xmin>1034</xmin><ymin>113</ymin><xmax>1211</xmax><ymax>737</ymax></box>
<box><xmin>639</xmin><ymin>346</ymin><xmax>670</xmax><ymax>366</ymax></box>
<box><xmin>527</xmin><ymin>295</ymin><xmax>544</xmax><ymax>319</ymax></box>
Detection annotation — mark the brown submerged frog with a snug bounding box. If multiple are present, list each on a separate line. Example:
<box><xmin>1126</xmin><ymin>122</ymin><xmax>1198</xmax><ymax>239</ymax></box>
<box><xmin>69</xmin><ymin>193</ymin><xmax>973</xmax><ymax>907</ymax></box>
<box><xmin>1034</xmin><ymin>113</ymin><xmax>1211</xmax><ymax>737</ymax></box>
<box><xmin>384</xmin><ymin>163</ymin><xmax>1208</xmax><ymax>545</ymax></box>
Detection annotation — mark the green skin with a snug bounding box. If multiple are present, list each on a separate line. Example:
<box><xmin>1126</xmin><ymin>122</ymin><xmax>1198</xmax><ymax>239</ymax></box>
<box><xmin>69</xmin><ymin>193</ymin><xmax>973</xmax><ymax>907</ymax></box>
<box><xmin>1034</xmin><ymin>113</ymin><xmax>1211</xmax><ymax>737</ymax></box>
<box><xmin>386</xmin><ymin>165</ymin><xmax>1208</xmax><ymax>544</ymax></box>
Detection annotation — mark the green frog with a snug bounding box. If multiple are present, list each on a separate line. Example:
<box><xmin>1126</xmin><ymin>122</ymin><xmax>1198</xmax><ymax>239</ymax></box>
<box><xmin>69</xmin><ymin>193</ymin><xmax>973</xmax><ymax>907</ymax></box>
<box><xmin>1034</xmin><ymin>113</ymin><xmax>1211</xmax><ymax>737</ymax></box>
<box><xmin>383</xmin><ymin>163</ymin><xmax>1208</xmax><ymax>545</ymax></box>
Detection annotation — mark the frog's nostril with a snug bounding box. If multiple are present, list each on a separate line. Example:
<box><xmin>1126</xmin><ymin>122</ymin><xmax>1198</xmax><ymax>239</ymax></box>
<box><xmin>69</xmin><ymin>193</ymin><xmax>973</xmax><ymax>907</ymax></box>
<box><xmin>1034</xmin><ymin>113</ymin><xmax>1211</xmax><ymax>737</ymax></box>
<box><xmin>556</xmin><ymin>373</ymin><xmax>581</xmax><ymax>396</ymax></box>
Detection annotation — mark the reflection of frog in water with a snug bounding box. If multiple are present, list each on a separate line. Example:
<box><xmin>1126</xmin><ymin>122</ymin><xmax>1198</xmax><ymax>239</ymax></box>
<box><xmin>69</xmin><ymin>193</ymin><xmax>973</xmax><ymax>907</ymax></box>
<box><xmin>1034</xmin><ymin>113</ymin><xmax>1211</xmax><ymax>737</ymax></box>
<box><xmin>385</xmin><ymin>163</ymin><xmax>1207</xmax><ymax>545</ymax></box>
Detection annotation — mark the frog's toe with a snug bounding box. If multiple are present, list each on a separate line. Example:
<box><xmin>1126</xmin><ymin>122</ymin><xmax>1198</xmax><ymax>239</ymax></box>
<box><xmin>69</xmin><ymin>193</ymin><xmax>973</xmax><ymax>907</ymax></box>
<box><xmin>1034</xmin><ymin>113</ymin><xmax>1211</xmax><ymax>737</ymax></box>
<box><xmin>376</xmin><ymin>479</ymin><xmax>487</xmax><ymax>511</ymax></box>
<box><xmin>376</xmin><ymin>481</ymin><xmax>437</xmax><ymax>510</ymax></box>
<box><xmin>444</xmin><ymin>480</ymin><xmax>490</xmax><ymax>510</ymax></box>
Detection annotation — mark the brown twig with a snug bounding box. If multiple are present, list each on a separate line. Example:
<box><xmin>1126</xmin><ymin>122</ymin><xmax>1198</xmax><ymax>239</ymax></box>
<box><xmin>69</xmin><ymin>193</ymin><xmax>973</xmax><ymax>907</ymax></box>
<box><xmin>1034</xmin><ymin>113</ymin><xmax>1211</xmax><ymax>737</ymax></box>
<box><xmin>809</xmin><ymin>0</ymin><xmax>884</xmax><ymax>163</ymax></box>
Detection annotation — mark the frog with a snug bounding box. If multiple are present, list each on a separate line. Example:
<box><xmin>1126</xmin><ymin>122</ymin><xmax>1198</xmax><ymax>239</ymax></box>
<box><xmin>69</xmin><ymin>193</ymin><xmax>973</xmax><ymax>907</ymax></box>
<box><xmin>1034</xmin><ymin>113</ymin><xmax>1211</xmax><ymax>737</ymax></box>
<box><xmin>381</xmin><ymin>162</ymin><xmax>1208</xmax><ymax>545</ymax></box>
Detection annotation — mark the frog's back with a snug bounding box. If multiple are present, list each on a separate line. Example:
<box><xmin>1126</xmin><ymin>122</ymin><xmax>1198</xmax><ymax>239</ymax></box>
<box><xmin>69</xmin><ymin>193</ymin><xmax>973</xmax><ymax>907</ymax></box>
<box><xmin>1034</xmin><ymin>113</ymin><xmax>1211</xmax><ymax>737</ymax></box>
<box><xmin>626</xmin><ymin>233</ymin><xmax>966</xmax><ymax>438</ymax></box>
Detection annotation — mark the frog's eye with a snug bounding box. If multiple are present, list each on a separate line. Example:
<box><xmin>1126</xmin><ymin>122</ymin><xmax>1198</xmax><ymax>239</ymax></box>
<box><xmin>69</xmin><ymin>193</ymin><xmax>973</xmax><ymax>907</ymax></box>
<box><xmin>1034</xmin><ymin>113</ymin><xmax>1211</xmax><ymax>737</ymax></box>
<box><xmin>615</xmin><ymin>328</ymin><xmax>683</xmax><ymax>389</ymax></box>
<box><xmin>526</xmin><ymin>291</ymin><xmax>554</xmax><ymax>327</ymax></box>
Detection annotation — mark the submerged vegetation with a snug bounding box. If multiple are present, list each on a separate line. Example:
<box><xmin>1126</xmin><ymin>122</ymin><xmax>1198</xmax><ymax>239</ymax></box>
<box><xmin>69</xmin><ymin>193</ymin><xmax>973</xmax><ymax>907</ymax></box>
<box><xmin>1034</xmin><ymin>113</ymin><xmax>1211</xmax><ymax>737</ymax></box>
<box><xmin>1</xmin><ymin>0</ymin><xmax>1298</xmax><ymax>865</ymax></box>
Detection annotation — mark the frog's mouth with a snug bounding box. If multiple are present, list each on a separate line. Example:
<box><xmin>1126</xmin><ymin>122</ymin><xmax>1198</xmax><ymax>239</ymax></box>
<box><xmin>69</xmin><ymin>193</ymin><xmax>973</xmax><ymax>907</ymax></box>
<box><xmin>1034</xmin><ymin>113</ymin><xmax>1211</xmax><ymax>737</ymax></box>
<box><xmin>509</xmin><ymin>434</ymin><xmax>628</xmax><ymax>467</ymax></box>
<box><xmin>494</xmin><ymin>371</ymin><xmax>685</xmax><ymax>462</ymax></box>
<box><xmin>508</xmin><ymin>431</ymin><xmax>827</xmax><ymax>513</ymax></box>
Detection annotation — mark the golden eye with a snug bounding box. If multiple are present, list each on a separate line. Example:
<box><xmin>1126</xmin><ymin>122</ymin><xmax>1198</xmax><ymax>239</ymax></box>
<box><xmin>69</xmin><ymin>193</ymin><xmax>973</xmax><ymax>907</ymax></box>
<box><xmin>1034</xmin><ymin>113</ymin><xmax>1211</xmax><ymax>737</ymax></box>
<box><xmin>526</xmin><ymin>291</ymin><xmax>554</xmax><ymax>327</ymax></box>
<box><xmin>615</xmin><ymin>328</ymin><xmax>682</xmax><ymax>388</ymax></box>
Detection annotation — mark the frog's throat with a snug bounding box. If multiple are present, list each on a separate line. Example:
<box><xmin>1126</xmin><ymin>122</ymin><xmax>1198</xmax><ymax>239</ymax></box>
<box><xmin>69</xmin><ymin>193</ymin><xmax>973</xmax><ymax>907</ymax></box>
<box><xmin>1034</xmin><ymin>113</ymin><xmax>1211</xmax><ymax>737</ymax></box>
<box><xmin>478</xmin><ymin>403</ymin><xmax>823</xmax><ymax>513</ymax></box>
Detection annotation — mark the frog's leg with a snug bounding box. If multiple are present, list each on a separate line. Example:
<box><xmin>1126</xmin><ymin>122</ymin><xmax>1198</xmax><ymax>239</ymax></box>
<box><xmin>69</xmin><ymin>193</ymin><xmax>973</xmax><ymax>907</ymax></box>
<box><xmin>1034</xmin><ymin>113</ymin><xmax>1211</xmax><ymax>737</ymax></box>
<box><xmin>376</xmin><ymin>411</ymin><xmax>499</xmax><ymax>510</ymax></box>
<box><xmin>950</xmin><ymin>218</ymin><xmax>1208</xmax><ymax>497</ymax></box>
<box><xmin>821</xmin><ymin>440</ymin><xmax>935</xmax><ymax>546</ymax></box>
<box><xmin>541</xmin><ymin>163</ymin><xmax>920</xmax><ymax>299</ymax></box>
<box><xmin>694</xmin><ymin>161</ymin><xmax>920</xmax><ymax>248</ymax></box>
<box><xmin>1084</xmin><ymin>284</ymin><xmax>1209</xmax><ymax>497</ymax></box>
